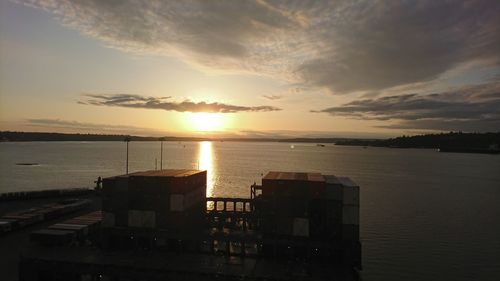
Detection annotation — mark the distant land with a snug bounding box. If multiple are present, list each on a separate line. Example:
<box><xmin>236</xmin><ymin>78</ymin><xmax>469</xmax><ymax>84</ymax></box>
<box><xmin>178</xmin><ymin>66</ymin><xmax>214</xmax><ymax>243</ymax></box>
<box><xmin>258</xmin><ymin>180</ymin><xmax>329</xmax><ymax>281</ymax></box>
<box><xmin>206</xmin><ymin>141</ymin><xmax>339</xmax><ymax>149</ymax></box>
<box><xmin>0</xmin><ymin>131</ymin><xmax>354</xmax><ymax>143</ymax></box>
<box><xmin>335</xmin><ymin>132</ymin><xmax>500</xmax><ymax>154</ymax></box>
<box><xmin>1</xmin><ymin>131</ymin><xmax>499</xmax><ymax>154</ymax></box>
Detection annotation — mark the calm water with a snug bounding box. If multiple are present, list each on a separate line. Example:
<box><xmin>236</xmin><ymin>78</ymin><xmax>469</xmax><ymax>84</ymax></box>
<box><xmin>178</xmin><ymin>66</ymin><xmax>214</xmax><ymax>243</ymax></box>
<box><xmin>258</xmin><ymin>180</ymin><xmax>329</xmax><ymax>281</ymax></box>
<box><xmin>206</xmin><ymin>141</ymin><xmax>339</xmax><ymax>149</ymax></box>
<box><xmin>1</xmin><ymin>141</ymin><xmax>499</xmax><ymax>280</ymax></box>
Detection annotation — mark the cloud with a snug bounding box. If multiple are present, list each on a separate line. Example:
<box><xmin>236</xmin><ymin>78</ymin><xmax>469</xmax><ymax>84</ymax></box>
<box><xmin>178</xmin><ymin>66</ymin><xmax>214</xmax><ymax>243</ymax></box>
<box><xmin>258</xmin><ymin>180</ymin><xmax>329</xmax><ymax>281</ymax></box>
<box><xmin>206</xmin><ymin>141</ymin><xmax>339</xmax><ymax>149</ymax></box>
<box><xmin>26</xmin><ymin>118</ymin><xmax>164</xmax><ymax>135</ymax></box>
<box><xmin>18</xmin><ymin>0</ymin><xmax>500</xmax><ymax>94</ymax></box>
<box><xmin>376</xmin><ymin>119</ymin><xmax>500</xmax><ymax>132</ymax></box>
<box><xmin>297</xmin><ymin>1</ymin><xmax>500</xmax><ymax>93</ymax></box>
<box><xmin>79</xmin><ymin>94</ymin><xmax>281</xmax><ymax>113</ymax></box>
<box><xmin>236</xmin><ymin>129</ymin><xmax>391</xmax><ymax>139</ymax></box>
<box><xmin>21</xmin><ymin>119</ymin><xmax>392</xmax><ymax>138</ymax></box>
<box><xmin>261</xmin><ymin>94</ymin><xmax>282</xmax><ymax>100</ymax></box>
<box><xmin>312</xmin><ymin>81</ymin><xmax>500</xmax><ymax>131</ymax></box>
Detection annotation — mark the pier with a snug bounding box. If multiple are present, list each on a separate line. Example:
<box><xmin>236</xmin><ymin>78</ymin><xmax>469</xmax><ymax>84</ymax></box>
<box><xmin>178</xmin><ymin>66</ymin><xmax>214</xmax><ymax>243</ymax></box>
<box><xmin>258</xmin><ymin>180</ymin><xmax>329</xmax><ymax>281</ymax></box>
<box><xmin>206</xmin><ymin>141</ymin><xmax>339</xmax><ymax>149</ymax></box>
<box><xmin>16</xmin><ymin>169</ymin><xmax>361</xmax><ymax>281</ymax></box>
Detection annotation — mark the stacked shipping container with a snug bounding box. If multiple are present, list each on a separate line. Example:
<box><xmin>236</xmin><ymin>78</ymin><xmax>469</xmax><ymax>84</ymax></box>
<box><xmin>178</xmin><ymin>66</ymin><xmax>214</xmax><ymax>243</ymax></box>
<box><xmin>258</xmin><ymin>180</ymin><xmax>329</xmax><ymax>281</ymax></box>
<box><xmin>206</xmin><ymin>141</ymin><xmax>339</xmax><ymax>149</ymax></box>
<box><xmin>338</xmin><ymin>177</ymin><xmax>360</xmax><ymax>241</ymax></box>
<box><xmin>0</xmin><ymin>199</ymin><xmax>91</xmax><ymax>235</ymax></box>
<box><xmin>30</xmin><ymin>211</ymin><xmax>103</xmax><ymax>245</ymax></box>
<box><xmin>101</xmin><ymin>169</ymin><xmax>207</xmax><ymax>236</ymax></box>
<box><xmin>258</xmin><ymin>171</ymin><xmax>360</xmax><ymax>255</ymax></box>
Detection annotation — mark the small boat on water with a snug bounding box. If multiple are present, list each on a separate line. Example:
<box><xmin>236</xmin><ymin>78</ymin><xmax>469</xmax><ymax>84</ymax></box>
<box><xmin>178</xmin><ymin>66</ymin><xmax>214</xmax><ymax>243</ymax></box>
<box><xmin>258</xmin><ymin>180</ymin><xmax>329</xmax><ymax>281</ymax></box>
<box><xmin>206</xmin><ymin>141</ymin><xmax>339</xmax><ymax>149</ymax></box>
<box><xmin>316</xmin><ymin>144</ymin><xmax>325</xmax><ymax>147</ymax></box>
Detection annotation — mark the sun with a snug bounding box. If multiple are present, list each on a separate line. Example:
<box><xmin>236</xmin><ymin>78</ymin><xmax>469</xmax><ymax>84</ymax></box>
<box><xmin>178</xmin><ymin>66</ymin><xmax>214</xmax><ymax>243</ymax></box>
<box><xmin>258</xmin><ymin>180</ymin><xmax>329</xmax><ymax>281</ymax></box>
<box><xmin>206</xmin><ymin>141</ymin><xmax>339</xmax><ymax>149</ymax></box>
<box><xmin>189</xmin><ymin>112</ymin><xmax>225</xmax><ymax>132</ymax></box>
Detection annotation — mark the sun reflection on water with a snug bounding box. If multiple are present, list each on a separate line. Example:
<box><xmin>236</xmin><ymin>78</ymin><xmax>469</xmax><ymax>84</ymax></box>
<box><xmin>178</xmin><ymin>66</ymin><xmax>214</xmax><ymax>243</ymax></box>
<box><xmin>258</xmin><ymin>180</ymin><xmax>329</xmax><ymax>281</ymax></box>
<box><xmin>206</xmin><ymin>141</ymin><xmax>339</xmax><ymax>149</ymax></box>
<box><xmin>198</xmin><ymin>141</ymin><xmax>215</xmax><ymax>198</ymax></box>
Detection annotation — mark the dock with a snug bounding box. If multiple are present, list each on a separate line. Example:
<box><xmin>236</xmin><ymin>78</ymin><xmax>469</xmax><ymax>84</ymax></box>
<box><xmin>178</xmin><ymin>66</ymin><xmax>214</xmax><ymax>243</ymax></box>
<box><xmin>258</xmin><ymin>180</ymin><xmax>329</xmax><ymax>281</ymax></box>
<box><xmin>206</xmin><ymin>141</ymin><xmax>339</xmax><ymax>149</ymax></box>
<box><xmin>18</xmin><ymin>169</ymin><xmax>362</xmax><ymax>281</ymax></box>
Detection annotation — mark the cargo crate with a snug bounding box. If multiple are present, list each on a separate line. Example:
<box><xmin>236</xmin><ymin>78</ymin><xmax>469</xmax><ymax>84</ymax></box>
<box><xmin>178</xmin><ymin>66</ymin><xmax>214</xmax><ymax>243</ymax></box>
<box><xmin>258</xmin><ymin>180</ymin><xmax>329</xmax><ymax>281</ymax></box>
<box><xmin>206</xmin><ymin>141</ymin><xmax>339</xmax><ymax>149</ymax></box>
<box><xmin>30</xmin><ymin>229</ymin><xmax>76</xmax><ymax>246</ymax></box>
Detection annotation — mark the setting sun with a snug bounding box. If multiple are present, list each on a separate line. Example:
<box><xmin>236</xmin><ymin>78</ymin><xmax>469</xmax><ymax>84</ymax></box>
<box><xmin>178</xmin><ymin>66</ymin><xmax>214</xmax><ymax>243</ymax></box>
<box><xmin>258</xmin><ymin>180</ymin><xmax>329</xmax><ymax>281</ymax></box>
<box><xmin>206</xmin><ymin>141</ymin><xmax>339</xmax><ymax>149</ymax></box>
<box><xmin>189</xmin><ymin>113</ymin><xmax>226</xmax><ymax>132</ymax></box>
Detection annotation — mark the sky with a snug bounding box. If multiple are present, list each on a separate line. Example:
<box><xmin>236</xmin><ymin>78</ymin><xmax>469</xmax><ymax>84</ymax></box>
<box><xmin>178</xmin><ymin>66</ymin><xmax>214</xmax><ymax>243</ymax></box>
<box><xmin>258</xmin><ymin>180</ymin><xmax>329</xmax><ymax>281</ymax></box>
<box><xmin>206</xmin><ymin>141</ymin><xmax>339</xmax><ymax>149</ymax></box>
<box><xmin>0</xmin><ymin>0</ymin><xmax>499</xmax><ymax>138</ymax></box>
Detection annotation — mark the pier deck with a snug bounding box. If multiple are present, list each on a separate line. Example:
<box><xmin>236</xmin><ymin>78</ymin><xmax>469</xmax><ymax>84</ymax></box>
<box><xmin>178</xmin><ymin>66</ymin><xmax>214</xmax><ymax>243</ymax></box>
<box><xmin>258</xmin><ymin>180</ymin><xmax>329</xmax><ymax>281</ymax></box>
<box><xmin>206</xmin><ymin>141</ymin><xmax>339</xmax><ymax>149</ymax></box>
<box><xmin>18</xmin><ymin>196</ymin><xmax>361</xmax><ymax>280</ymax></box>
<box><xmin>15</xmin><ymin>171</ymin><xmax>361</xmax><ymax>281</ymax></box>
<box><xmin>20</xmin><ymin>245</ymin><xmax>359</xmax><ymax>281</ymax></box>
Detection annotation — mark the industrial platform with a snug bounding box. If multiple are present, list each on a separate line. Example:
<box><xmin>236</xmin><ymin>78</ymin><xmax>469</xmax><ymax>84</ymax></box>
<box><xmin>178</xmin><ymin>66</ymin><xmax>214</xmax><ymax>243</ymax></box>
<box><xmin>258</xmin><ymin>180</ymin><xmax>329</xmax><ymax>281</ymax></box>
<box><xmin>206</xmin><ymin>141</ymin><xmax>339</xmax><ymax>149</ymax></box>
<box><xmin>19</xmin><ymin>169</ymin><xmax>361</xmax><ymax>281</ymax></box>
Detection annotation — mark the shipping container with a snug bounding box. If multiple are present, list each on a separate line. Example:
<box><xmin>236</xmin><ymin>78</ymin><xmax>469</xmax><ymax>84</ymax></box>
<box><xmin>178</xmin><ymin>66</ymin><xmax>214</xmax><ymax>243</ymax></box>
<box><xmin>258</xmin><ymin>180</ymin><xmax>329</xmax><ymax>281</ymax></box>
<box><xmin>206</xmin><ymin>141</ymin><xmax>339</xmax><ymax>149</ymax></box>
<box><xmin>75</xmin><ymin>216</ymin><xmax>101</xmax><ymax>222</ymax></box>
<box><xmin>103</xmin><ymin>176</ymin><xmax>129</xmax><ymax>212</ymax></box>
<box><xmin>324</xmin><ymin>175</ymin><xmax>343</xmax><ymax>200</ymax></box>
<box><xmin>275</xmin><ymin>217</ymin><xmax>293</xmax><ymax>236</ymax></box>
<box><xmin>342</xmin><ymin>205</ymin><xmax>359</xmax><ymax>225</ymax></box>
<box><xmin>325</xmin><ymin>200</ymin><xmax>343</xmax><ymax>225</ymax></box>
<box><xmin>170</xmin><ymin>194</ymin><xmax>184</xmax><ymax>211</ymax></box>
<box><xmin>30</xmin><ymin>229</ymin><xmax>75</xmax><ymax>245</ymax></box>
<box><xmin>270</xmin><ymin>197</ymin><xmax>308</xmax><ymax>217</ymax></box>
<box><xmin>0</xmin><ymin>218</ymin><xmax>19</xmax><ymax>230</ymax></box>
<box><xmin>155</xmin><ymin>210</ymin><xmax>204</xmax><ymax>231</ymax></box>
<box><xmin>293</xmin><ymin>218</ymin><xmax>309</xmax><ymax>237</ymax></box>
<box><xmin>128</xmin><ymin>210</ymin><xmax>156</xmax><ymax>228</ymax></box>
<box><xmin>67</xmin><ymin>216</ymin><xmax>99</xmax><ymax>223</ymax></box>
<box><xmin>262</xmin><ymin>172</ymin><xmax>309</xmax><ymax>198</ymax></box>
<box><xmin>114</xmin><ymin>211</ymin><xmax>129</xmax><ymax>227</ymax></box>
<box><xmin>2</xmin><ymin>215</ymin><xmax>32</xmax><ymax>227</ymax></box>
<box><xmin>49</xmin><ymin>223</ymin><xmax>89</xmax><ymax>239</ymax></box>
<box><xmin>341</xmin><ymin>224</ymin><xmax>360</xmax><ymax>241</ymax></box>
<box><xmin>102</xmin><ymin>169</ymin><xmax>206</xmax><ymax>231</ymax></box>
<box><xmin>307</xmin><ymin>173</ymin><xmax>326</xmax><ymax>198</ymax></box>
<box><xmin>260</xmin><ymin>216</ymin><xmax>278</xmax><ymax>235</ymax></box>
<box><xmin>325</xmin><ymin>223</ymin><xmax>343</xmax><ymax>240</ymax></box>
<box><xmin>338</xmin><ymin>177</ymin><xmax>360</xmax><ymax>205</ymax></box>
<box><xmin>0</xmin><ymin>221</ymin><xmax>12</xmax><ymax>234</ymax></box>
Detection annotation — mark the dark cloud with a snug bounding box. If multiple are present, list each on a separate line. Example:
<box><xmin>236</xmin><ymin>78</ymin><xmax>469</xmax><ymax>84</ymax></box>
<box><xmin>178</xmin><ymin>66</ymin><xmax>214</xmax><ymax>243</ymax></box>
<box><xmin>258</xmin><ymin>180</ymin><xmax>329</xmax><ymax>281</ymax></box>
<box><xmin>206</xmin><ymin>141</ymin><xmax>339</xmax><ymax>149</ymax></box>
<box><xmin>79</xmin><ymin>94</ymin><xmax>281</xmax><ymax>113</ymax></box>
<box><xmin>312</xmin><ymin>81</ymin><xmax>500</xmax><ymax>131</ymax></box>
<box><xmin>261</xmin><ymin>94</ymin><xmax>282</xmax><ymax>100</ymax></box>
<box><xmin>296</xmin><ymin>1</ymin><xmax>500</xmax><ymax>93</ymax></box>
<box><xmin>376</xmin><ymin>119</ymin><xmax>500</xmax><ymax>132</ymax></box>
<box><xmin>21</xmin><ymin>0</ymin><xmax>500</xmax><ymax>93</ymax></box>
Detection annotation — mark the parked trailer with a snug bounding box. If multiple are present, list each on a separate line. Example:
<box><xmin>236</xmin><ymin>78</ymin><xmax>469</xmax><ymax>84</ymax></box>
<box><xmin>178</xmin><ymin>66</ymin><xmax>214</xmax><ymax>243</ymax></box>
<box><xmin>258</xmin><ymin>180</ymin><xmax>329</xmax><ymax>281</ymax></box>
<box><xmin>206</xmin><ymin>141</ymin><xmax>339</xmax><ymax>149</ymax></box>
<box><xmin>30</xmin><ymin>229</ymin><xmax>76</xmax><ymax>246</ymax></box>
<box><xmin>0</xmin><ymin>221</ymin><xmax>12</xmax><ymax>234</ymax></box>
<box><xmin>0</xmin><ymin>199</ymin><xmax>92</xmax><ymax>235</ymax></box>
<box><xmin>0</xmin><ymin>188</ymin><xmax>93</xmax><ymax>202</ymax></box>
<box><xmin>30</xmin><ymin>211</ymin><xmax>103</xmax><ymax>245</ymax></box>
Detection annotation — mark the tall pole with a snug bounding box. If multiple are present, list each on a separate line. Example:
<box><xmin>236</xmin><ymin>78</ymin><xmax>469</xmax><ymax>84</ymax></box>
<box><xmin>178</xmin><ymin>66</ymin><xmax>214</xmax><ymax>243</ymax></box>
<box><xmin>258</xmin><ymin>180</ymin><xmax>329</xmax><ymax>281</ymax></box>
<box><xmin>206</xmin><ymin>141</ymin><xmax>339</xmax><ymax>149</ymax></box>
<box><xmin>124</xmin><ymin>136</ymin><xmax>131</xmax><ymax>174</ymax></box>
<box><xmin>159</xmin><ymin>137</ymin><xmax>165</xmax><ymax>170</ymax></box>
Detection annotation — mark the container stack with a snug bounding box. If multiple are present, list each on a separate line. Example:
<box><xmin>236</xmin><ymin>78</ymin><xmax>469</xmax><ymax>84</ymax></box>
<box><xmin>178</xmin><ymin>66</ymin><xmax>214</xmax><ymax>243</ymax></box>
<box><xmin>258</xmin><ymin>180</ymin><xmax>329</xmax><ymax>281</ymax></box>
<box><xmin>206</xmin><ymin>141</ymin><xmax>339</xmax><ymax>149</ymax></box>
<box><xmin>0</xmin><ymin>188</ymin><xmax>92</xmax><ymax>202</ymax></box>
<box><xmin>30</xmin><ymin>211</ymin><xmax>102</xmax><ymax>246</ymax></box>
<box><xmin>338</xmin><ymin>177</ymin><xmax>360</xmax><ymax>241</ymax></box>
<box><xmin>323</xmin><ymin>175</ymin><xmax>344</xmax><ymax>240</ymax></box>
<box><xmin>257</xmin><ymin>171</ymin><xmax>360</xmax><ymax>262</ymax></box>
<box><xmin>101</xmin><ymin>169</ymin><xmax>207</xmax><ymax>248</ymax></box>
<box><xmin>0</xmin><ymin>199</ymin><xmax>91</xmax><ymax>235</ymax></box>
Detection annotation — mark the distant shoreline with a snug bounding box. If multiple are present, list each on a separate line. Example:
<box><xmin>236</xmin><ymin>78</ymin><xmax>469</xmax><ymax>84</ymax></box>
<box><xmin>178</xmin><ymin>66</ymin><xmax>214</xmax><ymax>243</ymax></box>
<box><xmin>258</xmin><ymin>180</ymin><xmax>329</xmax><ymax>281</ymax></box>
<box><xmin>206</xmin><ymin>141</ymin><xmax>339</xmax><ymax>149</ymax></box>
<box><xmin>1</xmin><ymin>131</ymin><xmax>499</xmax><ymax>154</ymax></box>
<box><xmin>0</xmin><ymin>131</ymin><xmax>372</xmax><ymax>143</ymax></box>
<box><xmin>335</xmin><ymin>132</ymin><xmax>500</xmax><ymax>154</ymax></box>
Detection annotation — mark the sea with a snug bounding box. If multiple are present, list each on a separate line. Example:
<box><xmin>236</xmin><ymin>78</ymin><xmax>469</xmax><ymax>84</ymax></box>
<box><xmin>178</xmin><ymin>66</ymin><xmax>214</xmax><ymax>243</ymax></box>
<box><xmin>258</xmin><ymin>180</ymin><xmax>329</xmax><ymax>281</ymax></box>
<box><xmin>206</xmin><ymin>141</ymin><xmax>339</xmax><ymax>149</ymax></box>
<box><xmin>1</xmin><ymin>141</ymin><xmax>499</xmax><ymax>280</ymax></box>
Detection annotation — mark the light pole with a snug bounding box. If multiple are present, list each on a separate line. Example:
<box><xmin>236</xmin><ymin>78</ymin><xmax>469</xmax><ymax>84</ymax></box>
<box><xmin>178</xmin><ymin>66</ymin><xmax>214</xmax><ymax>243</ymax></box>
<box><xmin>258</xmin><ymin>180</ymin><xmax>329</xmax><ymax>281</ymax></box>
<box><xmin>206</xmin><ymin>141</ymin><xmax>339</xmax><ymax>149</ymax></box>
<box><xmin>124</xmin><ymin>136</ymin><xmax>131</xmax><ymax>174</ymax></box>
<box><xmin>159</xmin><ymin>137</ymin><xmax>165</xmax><ymax>170</ymax></box>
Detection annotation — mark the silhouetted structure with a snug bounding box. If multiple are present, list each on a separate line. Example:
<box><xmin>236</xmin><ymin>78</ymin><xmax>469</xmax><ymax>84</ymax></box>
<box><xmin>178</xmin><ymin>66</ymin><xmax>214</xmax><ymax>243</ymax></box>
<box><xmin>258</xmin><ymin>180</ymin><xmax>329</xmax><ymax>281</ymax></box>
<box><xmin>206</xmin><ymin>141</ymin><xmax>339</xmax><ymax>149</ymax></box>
<box><xmin>94</xmin><ymin>176</ymin><xmax>102</xmax><ymax>190</ymax></box>
<box><xmin>124</xmin><ymin>136</ymin><xmax>131</xmax><ymax>174</ymax></box>
<box><xmin>19</xmin><ymin>170</ymin><xmax>362</xmax><ymax>280</ymax></box>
